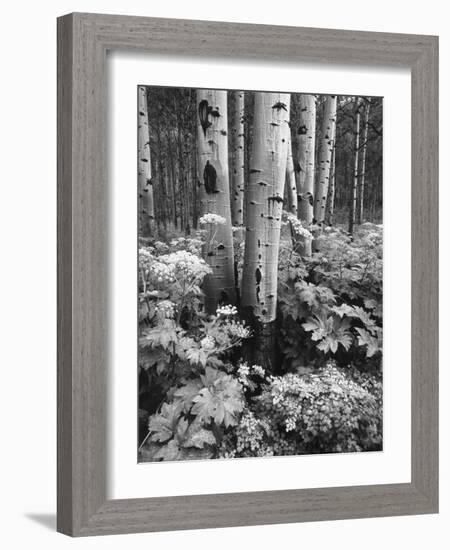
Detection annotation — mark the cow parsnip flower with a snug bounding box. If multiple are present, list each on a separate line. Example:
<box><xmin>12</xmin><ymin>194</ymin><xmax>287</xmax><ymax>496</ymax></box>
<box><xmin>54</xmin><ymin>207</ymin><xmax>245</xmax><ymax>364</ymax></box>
<box><xmin>216</xmin><ymin>305</ymin><xmax>238</xmax><ymax>317</ymax></box>
<box><xmin>199</xmin><ymin>213</ymin><xmax>227</xmax><ymax>226</ymax></box>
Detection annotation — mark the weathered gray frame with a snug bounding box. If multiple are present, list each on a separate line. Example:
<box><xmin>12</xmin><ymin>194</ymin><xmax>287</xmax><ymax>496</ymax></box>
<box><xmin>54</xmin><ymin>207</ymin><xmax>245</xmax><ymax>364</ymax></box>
<box><xmin>57</xmin><ymin>12</ymin><xmax>439</xmax><ymax>537</ymax></box>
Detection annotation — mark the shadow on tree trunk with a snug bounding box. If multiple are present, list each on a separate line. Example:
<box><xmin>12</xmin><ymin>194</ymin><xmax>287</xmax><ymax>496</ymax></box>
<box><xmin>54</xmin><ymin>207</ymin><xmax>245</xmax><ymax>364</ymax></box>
<box><xmin>241</xmin><ymin>306</ymin><xmax>282</xmax><ymax>374</ymax></box>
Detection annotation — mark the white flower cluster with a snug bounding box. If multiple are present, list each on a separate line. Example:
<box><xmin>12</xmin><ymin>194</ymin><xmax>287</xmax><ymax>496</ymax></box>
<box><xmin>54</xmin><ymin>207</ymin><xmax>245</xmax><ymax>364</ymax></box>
<box><xmin>216</xmin><ymin>305</ymin><xmax>238</xmax><ymax>317</ymax></box>
<box><xmin>169</xmin><ymin>237</ymin><xmax>203</xmax><ymax>255</ymax></box>
<box><xmin>200</xmin><ymin>335</ymin><xmax>215</xmax><ymax>351</ymax></box>
<box><xmin>152</xmin><ymin>250</ymin><xmax>212</xmax><ymax>284</ymax></box>
<box><xmin>199</xmin><ymin>213</ymin><xmax>226</xmax><ymax>226</ymax></box>
<box><xmin>236</xmin><ymin>363</ymin><xmax>253</xmax><ymax>390</ymax></box>
<box><xmin>226</xmin><ymin>320</ymin><xmax>250</xmax><ymax>340</ymax></box>
<box><xmin>251</xmin><ymin>364</ymin><xmax>265</xmax><ymax>377</ymax></box>
<box><xmin>266</xmin><ymin>364</ymin><xmax>378</xmax><ymax>438</ymax></box>
<box><xmin>231</xmin><ymin>410</ymin><xmax>272</xmax><ymax>455</ymax></box>
<box><xmin>238</xmin><ymin>363</ymin><xmax>265</xmax><ymax>378</ymax></box>
<box><xmin>138</xmin><ymin>248</ymin><xmax>153</xmax><ymax>271</ymax></box>
<box><xmin>150</xmin><ymin>260</ymin><xmax>176</xmax><ymax>285</ymax></box>
<box><xmin>283</xmin><ymin>212</ymin><xmax>312</xmax><ymax>239</ymax></box>
<box><xmin>141</xmin><ymin>248</ymin><xmax>212</xmax><ymax>287</ymax></box>
<box><xmin>285</xmin><ymin>417</ymin><xmax>296</xmax><ymax>432</ymax></box>
<box><xmin>154</xmin><ymin>300</ymin><xmax>175</xmax><ymax>318</ymax></box>
<box><xmin>237</xmin><ymin>363</ymin><xmax>250</xmax><ymax>378</ymax></box>
<box><xmin>236</xmin><ymin>362</ymin><xmax>266</xmax><ymax>389</ymax></box>
<box><xmin>291</xmin><ymin>219</ymin><xmax>312</xmax><ymax>239</ymax></box>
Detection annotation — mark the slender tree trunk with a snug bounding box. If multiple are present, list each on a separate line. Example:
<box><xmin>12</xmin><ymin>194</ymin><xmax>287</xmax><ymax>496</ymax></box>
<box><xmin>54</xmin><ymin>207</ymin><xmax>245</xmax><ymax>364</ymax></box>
<box><xmin>138</xmin><ymin>86</ymin><xmax>154</xmax><ymax>235</ymax></box>
<box><xmin>285</xmin><ymin>125</ymin><xmax>297</xmax><ymax>216</ymax></box>
<box><xmin>230</xmin><ymin>91</ymin><xmax>245</xmax><ymax>232</ymax></box>
<box><xmin>296</xmin><ymin>94</ymin><xmax>316</xmax><ymax>256</ymax></box>
<box><xmin>184</xmin><ymin>147</ymin><xmax>192</xmax><ymax>235</ymax></box>
<box><xmin>192</xmin><ymin>137</ymin><xmax>198</xmax><ymax>229</ymax></box>
<box><xmin>167</xmin><ymin>131</ymin><xmax>178</xmax><ymax>228</ymax></box>
<box><xmin>196</xmin><ymin>89</ymin><xmax>236</xmax><ymax>312</ymax></box>
<box><xmin>314</xmin><ymin>95</ymin><xmax>337</xmax><ymax>228</ymax></box>
<box><xmin>356</xmin><ymin>101</ymin><xmax>371</xmax><ymax>225</ymax></box>
<box><xmin>286</xmin><ymin>121</ymin><xmax>303</xmax><ymax>254</ymax></box>
<box><xmin>241</xmin><ymin>92</ymin><xmax>290</xmax><ymax>371</ymax></box>
<box><xmin>177</xmin><ymin>122</ymin><xmax>188</xmax><ymax>234</ymax></box>
<box><xmin>325</xmin><ymin>140</ymin><xmax>336</xmax><ymax>226</ymax></box>
<box><xmin>349</xmin><ymin>98</ymin><xmax>361</xmax><ymax>236</ymax></box>
<box><xmin>343</xmin><ymin>151</ymin><xmax>349</xmax><ymax>221</ymax></box>
<box><xmin>156</xmin><ymin>114</ymin><xmax>168</xmax><ymax>235</ymax></box>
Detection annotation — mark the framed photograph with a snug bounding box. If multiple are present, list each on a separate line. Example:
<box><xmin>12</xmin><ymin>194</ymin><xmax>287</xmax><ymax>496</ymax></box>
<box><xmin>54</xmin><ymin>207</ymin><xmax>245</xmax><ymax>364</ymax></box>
<box><xmin>57</xmin><ymin>12</ymin><xmax>438</xmax><ymax>536</ymax></box>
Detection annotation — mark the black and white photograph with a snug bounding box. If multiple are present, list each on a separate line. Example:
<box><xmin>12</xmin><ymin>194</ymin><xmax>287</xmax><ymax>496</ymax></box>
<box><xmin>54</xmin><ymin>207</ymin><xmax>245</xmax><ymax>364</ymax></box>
<box><xmin>0</xmin><ymin>0</ymin><xmax>443</xmax><ymax>544</ymax></box>
<box><xmin>138</xmin><ymin>86</ymin><xmax>383</xmax><ymax>462</ymax></box>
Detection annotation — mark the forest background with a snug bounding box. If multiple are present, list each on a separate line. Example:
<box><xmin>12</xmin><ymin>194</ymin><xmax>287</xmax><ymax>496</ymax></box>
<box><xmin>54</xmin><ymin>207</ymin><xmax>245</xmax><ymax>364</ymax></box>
<box><xmin>138</xmin><ymin>88</ymin><xmax>384</xmax><ymax>461</ymax></box>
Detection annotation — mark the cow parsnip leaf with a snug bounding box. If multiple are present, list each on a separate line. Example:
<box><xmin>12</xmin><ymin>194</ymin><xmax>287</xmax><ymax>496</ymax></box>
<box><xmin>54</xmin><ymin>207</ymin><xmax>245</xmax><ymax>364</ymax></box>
<box><xmin>355</xmin><ymin>327</ymin><xmax>381</xmax><ymax>357</ymax></box>
<box><xmin>139</xmin><ymin>347</ymin><xmax>169</xmax><ymax>373</ymax></box>
<box><xmin>331</xmin><ymin>303</ymin><xmax>355</xmax><ymax>318</ymax></box>
<box><xmin>186</xmin><ymin>347</ymin><xmax>209</xmax><ymax>367</ymax></box>
<box><xmin>191</xmin><ymin>368</ymin><xmax>244</xmax><ymax>427</ymax></box>
<box><xmin>153</xmin><ymin>439</ymin><xmax>182</xmax><ymax>461</ymax></box>
<box><xmin>221</xmin><ymin>393</ymin><xmax>245</xmax><ymax>427</ymax></box>
<box><xmin>183</xmin><ymin>426</ymin><xmax>216</xmax><ymax>449</ymax></box>
<box><xmin>173</xmin><ymin>379</ymin><xmax>203</xmax><ymax>412</ymax></box>
<box><xmin>303</xmin><ymin>314</ymin><xmax>352</xmax><ymax>354</ymax></box>
<box><xmin>351</xmin><ymin>306</ymin><xmax>378</xmax><ymax>334</ymax></box>
<box><xmin>140</xmin><ymin>320</ymin><xmax>179</xmax><ymax>350</ymax></box>
<box><xmin>148</xmin><ymin>402</ymin><xmax>182</xmax><ymax>443</ymax></box>
<box><xmin>191</xmin><ymin>388</ymin><xmax>217</xmax><ymax>423</ymax></box>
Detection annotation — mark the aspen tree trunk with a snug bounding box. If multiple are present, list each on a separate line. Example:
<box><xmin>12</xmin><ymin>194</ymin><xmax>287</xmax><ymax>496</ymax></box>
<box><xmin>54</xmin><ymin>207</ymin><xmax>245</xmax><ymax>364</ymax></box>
<box><xmin>138</xmin><ymin>86</ymin><xmax>154</xmax><ymax>235</ymax></box>
<box><xmin>185</xmin><ymin>150</ymin><xmax>192</xmax><ymax>234</ymax></box>
<box><xmin>156</xmin><ymin>115</ymin><xmax>168</xmax><ymax>235</ymax></box>
<box><xmin>356</xmin><ymin>101</ymin><xmax>371</xmax><ymax>225</ymax></box>
<box><xmin>167</xmin><ymin>130</ymin><xmax>178</xmax><ymax>228</ymax></box>
<box><xmin>349</xmin><ymin>98</ymin><xmax>361</xmax><ymax>236</ymax></box>
<box><xmin>286</xmin><ymin>122</ymin><xmax>304</xmax><ymax>255</ymax></box>
<box><xmin>325</xmin><ymin>141</ymin><xmax>336</xmax><ymax>226</ymax></box>
<box><xmin>178</xmin><ymin>124</ymin><xmax>191</xmax><ymax>234</ymax></box>
<box><xmin>285</xmin><ymin>125</ymin><xmax>298</xmax><ymax>216</ymax></box>
<box><xmin>296</xmin><ymin>95</ymin><xmax>316</xmax><ymax>256</ymax></box>
<box><xmin>313</xmin><ymin>95</ymin><xmax>337</xmax><ymax>228</ymax></box>
<box><xmin>241</xmin><ymin>92</ymin><xmax>290</xmax><ymax>371</ymax></box>
<box><xmin>230</xmin><ymin>91</ymin><xmax>245</xmax><ymax>232</ymax></box>
<box><xmin>196</xmin><ymin>89</ymin><xmax>236</xmax><ymax>312</ymax></box>
<box><xmin>192</xmin><ymin>143</ymin><xmax>198</xmax><ymax>229</ymax></box>
<box><xmin>344</xmin><ymin>151</ymin><xmax>349</xmax><ymax>218</ymax></box>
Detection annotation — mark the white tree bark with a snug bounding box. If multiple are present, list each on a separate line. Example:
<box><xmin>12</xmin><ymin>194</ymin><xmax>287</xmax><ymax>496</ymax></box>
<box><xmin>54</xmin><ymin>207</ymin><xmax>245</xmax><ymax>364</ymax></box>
<box><xmin>349</xmin><ymin>97</ymin><xmax>361</xmax><ymax>235</ymax></box>
<box><xmin>138</xmin><ymin>86</ymin><xmax>154</xmax><ymax>234</ymax></box>
<box><xmin>196</xmin><ymin>89</ymin><xmax>236</xmax><ymax>312</ymax></box>
<box><xmin>230</xmin><ymin>91</ymin><xmax>245</xmax><ymax>230</ymax></box>
<box><xmin>325</xmin><ymin>141</ymin><xmax>336</xmax><ymax>226</ymax></box>
<box><xmin>294</xmin><ymin>95</ymin><xmax>316</xmax><ymax>257</ymax></box>
<box><xmin>314</xmin><ymin>95</ymin><xmax>337</xmax><ymax>227</ymax></box>
<box><xmin>296</xmin><ymin>95</ymin><xmax>316</xmax><ymax>225</ymax></box>
<box><xmin>241</xmin><ymin>92</ymin><xmax>290</xmax><ymax>324</ymax></box>
<box><xmin>357</xmin><ymin>100</ymin><xmax>371</xmax><ymax>225</ymax></box>
<box><xmin>285</xmin><ymin>123</ymin><xmax>298</xmax><ymax>216</ymax></box>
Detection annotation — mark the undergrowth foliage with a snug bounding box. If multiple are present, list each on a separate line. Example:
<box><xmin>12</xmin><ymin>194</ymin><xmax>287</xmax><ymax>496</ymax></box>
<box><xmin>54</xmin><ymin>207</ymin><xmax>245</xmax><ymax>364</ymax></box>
<box><xmin>220</xmin><ymin>364</ymin><xmax>382</xmax><ymax>457</ymax></box>
<box><xmin>138</xmin><ymin>221</ymin><xmax>383</xmax><ymax>461</ymax></box>
<box><xmin>278</xmin><ymin>222</ymin><xmax>382</xmax><ymax>371</ymax></box>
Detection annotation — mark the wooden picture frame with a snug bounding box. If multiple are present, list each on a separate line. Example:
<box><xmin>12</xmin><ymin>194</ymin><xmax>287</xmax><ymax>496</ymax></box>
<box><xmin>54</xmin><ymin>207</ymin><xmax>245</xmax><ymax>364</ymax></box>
<box><xmin>57</xmin><ymin>12</ymin><xmax>438</xmax><ymax>536</ymax></box>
